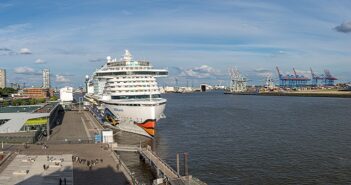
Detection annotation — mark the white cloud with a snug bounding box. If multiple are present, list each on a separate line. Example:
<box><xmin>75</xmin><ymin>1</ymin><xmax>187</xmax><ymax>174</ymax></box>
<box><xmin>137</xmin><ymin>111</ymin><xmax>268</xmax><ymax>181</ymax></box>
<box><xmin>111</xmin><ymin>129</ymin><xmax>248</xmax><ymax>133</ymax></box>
<box><xmin>19</xmin><ymin>48</ymin><xmax>32</xmax><ymax>54</ymax></box>
<box><xmin>35</xmin><ymin>58</ymin><xmax>46</xmax><ymax>64</ymax></box>
<box><xmin>89</xmin><ymin>58</ymin><xmax>105</xmax><ymax>62</ymax></box>
<box><xmin>55</xmin><ymin>75</ymin><xmax>71</xmax><ymax>83</ymax></box>
<box><xmin>0</xmin><ymin>47</ymin><xmax>16</xmax><ymax>55</ymax></box>
<box><xmin>14</xmin><ymin>66</ymin><xmax>41</xmax><ymax>75</ymax></box>
<box><xmin>180</xmin><ymin>65</ymin><xmax>222</xmax><ymax>79</ymax></box>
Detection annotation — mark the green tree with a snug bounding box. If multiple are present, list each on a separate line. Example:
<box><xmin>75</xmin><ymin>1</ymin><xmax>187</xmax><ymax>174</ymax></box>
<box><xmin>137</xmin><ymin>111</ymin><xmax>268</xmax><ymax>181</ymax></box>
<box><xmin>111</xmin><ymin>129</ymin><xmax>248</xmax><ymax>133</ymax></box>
<box><xmin>18</xmin><ymin>99</ymin><xmax>26</xmax><ymax>105</ymax></box>
<box><xmin>38</xmin><ymin>98</ymin><xmax>46</xmax><ymax>103</ymax></box>
<box><xmin>29</xmin><ymin>99</ymin><xmax>36</xmax><ymax>105</ymax></box>
<box><xmin>12</xmin><ymin>99</ymin><xmax>19</xmax><ymax>106</ymax></box>
<box><xmin>2</xmin><ymin>101</ymin><xmax>9</xmax><ymax>107</ymax></box>
<box><xmin>0</xmin><ymin>88</ymin><xmax>16</xmax><ymax>96</ymax></box>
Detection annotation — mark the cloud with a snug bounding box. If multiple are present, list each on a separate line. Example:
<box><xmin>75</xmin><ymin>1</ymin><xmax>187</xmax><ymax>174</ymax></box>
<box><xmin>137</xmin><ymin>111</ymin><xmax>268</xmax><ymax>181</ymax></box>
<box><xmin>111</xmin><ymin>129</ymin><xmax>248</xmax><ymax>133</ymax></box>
<box><xmin>19</xmin><ymin>48</ymin><xmax>32</xmax><ymax>54</ymax></box>
<box><xmin>0</xmin><ymin>48</ymin><xmax>11</xmax><ymax>51</ymax></box>
<box><xmin>121</xmin><ymin>10</ymin><xmax>132</xmax><ymax>15</ymax></box>
<box><xmin>0</xmin><ymin>47</ymin><xmax>33</xmax><ymax>55</ymax></box>
<box><xmin>294</xmin><ymin>69</ymin><xmax>311</xmax><ymax>77</ymax></box>
<box><xmin>254</xmin><ymin>68</ymin><xmax>272</xmax><ymax>73</ymax></box>
<box><xmin>0</xmin><ymin>3</ymin><xmax>12</xmax><ymax>9</ymax></box>
<box><xmin>14</xmin><ymin>67</ymin><xmax>41</xmax><ymax>75</ymax></box>
<box><xmin>89</xmin><ymin>58</ymin><xmax>105</xmax><ymax>62</ymax></box>
<box><xmin>334</xmin><ymin>21</ymin><xmax>351</xmax><ymax>33</ymax></box>
<box><xmin>55</xmin><ymin>75</ymin><xmax>71</xmax><ymax>83</ymax></box>
<box><xmin>34</xmin><ymin>58</ymin><xmax>46</xmax><ymax>64</ymax></box>
<box><xmin>0</xmin><ymin>47</ymin><xmax>17</xmax><ymax>55</ymax></box>
<box><xmin>254</xmin><ymin>68</ymin><xmax>273</xmax><ymax>77</ymax></box>
<box><xmin>179</xmin><ymin>65</ymin><xmax>222</xmax><ymax>79</ymax></box>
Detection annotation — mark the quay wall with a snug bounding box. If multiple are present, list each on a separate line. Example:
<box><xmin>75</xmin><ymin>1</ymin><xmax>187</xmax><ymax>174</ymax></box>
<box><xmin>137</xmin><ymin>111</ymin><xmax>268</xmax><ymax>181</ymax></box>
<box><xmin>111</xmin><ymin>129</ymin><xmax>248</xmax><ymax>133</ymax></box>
<box><xmin>258</xmin><ymin>91</ymin><xmax>351</xmax><ymax>98</ymax></box>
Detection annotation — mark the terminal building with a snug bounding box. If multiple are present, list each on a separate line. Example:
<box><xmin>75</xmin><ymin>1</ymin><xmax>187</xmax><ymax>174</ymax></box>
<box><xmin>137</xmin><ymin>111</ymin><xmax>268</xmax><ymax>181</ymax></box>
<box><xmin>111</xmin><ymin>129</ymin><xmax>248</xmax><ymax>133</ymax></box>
<box><xmin>0</xmin><ymin>102</ymin><xmax>63</xmax><ymax>143</ymax></box>
<box><xmin>59</xmin><ymin>86</ymin><xmax>74</xmax><ymax>109</ymax></box>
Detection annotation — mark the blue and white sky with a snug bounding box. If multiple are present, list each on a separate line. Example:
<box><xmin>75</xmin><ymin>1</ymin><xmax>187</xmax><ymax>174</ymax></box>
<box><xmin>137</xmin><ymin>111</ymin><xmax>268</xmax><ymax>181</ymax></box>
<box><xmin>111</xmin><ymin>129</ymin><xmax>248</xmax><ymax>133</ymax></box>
<box><xmin>0</xmin><ymin>0</ymin><xmax>351</xmax><ymax>87</ymax></box>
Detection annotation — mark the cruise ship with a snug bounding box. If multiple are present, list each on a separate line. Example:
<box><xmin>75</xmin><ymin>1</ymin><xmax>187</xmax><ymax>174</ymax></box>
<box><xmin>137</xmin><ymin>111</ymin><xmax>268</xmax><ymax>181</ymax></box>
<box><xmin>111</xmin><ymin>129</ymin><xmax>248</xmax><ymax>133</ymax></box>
<box><xmin>85</xmin><ymin>50</ymin><xmax>168</xmax><ymax>137</ymax></box>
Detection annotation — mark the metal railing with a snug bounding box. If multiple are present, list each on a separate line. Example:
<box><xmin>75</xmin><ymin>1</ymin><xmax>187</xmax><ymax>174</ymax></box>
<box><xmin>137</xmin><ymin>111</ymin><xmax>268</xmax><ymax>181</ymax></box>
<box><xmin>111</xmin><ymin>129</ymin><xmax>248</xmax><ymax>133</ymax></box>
<box><xmin>143</xmin><ymin>146</ymin><xmax>180</xmax><ymax>179</ymax></box>
<box><xmin>111</xmin><ymin>151</ymin><xmax>141</xmax><ymax>185</ymax></box>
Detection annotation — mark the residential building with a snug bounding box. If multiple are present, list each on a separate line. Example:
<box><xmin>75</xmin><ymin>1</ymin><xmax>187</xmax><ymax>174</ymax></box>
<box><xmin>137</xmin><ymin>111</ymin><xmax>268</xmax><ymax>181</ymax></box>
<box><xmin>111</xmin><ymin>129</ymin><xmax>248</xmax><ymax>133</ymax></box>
<box><xmin>0</xmin><ymin>69</ymin><xmax>6</xmax><ymax>88</ymax></box>
<box><xmin>42</xmin><ymin>69</ymin><xmax>50</xmax><ymax>88</ymax></box>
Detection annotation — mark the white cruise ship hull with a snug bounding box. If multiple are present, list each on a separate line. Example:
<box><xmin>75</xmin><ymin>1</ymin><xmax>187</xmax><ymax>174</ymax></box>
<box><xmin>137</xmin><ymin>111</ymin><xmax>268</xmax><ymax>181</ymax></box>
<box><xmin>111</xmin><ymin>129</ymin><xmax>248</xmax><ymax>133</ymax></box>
<box><xmin>103</xmin><ymin>101</ymin><xmax>166</xmax><ymax>122</ymax></box>
<box><xmin>101</xmin><ymin>98</ymin><xmax>166</xmax><ymax>137</ymax></box>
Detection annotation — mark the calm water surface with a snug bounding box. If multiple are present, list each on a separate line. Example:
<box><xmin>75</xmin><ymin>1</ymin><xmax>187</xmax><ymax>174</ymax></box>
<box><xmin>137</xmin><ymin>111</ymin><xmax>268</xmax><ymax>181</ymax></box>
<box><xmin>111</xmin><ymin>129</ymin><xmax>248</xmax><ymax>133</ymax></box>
<box><xmin>116</xmin><ymin>92</ymin><xmax>351</xmax><ymax>184</ymax></box>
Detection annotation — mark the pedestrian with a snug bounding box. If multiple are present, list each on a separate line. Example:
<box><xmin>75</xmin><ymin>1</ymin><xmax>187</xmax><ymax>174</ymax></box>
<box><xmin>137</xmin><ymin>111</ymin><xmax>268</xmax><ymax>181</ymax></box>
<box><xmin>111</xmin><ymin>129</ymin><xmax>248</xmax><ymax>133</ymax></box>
<box><xmin>59</xmin><ymin>178</ymin><xmax>62</xmax><ymax>185</ymax></box>
<box><xmin>43</xmin><ymin>164</ymin><xmax>45</xmax><ymax>170</ymax></box>
<box><xmin>64</xmin><ymin>178</ymin><xmax>67</xmax><ymax>185</ymax></box>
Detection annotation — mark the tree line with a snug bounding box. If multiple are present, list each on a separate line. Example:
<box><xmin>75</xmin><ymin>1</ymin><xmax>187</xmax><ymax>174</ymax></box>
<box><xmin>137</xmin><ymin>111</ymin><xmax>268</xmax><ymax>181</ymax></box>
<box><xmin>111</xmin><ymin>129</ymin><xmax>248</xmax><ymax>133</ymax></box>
<box><xmin>0</xmin><ymin>87</ymin><xmax>17</xmax><ymax>96</ymax></box>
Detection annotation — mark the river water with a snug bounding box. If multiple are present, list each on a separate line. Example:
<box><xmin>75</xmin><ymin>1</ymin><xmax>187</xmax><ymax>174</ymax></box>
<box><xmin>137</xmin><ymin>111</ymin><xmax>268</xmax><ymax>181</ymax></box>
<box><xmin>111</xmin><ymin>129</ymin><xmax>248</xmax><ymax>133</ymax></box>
<box><xmin>116</xmin><ymin>91</ymin><xmax>351</xmax><ymax>184</ymax></box>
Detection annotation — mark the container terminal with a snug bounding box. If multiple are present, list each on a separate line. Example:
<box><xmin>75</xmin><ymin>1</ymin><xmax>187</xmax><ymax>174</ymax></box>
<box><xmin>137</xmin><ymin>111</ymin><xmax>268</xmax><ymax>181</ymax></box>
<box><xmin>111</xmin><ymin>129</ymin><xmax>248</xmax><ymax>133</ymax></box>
<box><xmin>222</xmin><ymin>66</ymin><xmax>351</xmax><ymax>98</ymax></box>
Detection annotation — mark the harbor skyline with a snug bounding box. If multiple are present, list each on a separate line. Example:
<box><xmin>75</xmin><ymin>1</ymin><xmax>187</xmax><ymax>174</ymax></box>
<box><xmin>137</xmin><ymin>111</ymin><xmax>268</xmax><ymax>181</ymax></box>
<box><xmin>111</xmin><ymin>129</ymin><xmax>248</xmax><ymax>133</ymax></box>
<box><xmin>1</xmin><ymin>0</ymin><xmax>351</xmax><ymax>87</ymax></box>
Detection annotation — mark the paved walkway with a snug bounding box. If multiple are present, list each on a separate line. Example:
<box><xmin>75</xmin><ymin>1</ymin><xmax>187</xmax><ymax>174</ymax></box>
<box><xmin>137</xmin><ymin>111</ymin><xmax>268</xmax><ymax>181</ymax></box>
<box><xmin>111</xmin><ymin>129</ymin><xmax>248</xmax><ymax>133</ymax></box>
<box><xmin>47</xmin><ymin>111</ymin><xmax>105</xmax><ymax>144</ymax></box>
<box><xmin>0</xmin><ymin>154</ymin><xmax>73</xmax><ymax>185</ymax></box>
<box><xmin>1</xmin><ymin>144</ymin><xmax>128</xmax><ymax>185</ymax></box>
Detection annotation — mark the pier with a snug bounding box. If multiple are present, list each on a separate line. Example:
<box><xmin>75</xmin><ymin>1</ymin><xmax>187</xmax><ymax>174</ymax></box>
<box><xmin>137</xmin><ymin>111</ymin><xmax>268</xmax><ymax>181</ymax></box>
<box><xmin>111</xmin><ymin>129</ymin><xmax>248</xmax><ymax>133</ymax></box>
<box><xmin>114</xmin><ymin>144</ymin><xmax>206</xmax><ymax>185</ymax></box>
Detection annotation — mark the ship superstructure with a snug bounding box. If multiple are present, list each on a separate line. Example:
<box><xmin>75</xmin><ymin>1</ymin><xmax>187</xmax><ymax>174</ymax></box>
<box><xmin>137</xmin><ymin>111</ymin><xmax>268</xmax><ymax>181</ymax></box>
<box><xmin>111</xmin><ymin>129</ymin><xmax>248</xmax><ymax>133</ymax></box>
<box><xmin>86</xmin><ymin>50</ymin><xmax>168</xmax><ymax>137</ymax></box>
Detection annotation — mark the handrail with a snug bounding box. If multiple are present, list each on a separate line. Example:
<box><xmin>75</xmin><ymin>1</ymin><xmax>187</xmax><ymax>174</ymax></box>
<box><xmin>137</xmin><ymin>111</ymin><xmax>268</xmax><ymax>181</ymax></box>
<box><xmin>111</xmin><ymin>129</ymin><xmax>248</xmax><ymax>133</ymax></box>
<box><xmin>112</xmin><ymin>151</ymin><xmax>141</xmax><ymax>185</ymax></box>
<box><xmin>142</xmin><ymin>146</ymin><xmax>180</xmax><ymax>178</ymax></box>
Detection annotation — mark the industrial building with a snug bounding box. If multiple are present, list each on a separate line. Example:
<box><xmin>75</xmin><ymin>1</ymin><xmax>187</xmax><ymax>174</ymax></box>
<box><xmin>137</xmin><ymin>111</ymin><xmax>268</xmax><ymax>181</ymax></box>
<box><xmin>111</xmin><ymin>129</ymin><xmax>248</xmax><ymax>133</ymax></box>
<box><xmin>0</xmin><ymin>102</ymin><xmax>62</xmax><ymax>143</ymax></box>
<box><xmin>0</xmin><ymin>68</ymin><xmax>6</xmax><ymax>88</ymax></box>
<box><xmin>276</xmin><ymin>67</ymin><xmax>338</xmax><ymax>87</ymax></box>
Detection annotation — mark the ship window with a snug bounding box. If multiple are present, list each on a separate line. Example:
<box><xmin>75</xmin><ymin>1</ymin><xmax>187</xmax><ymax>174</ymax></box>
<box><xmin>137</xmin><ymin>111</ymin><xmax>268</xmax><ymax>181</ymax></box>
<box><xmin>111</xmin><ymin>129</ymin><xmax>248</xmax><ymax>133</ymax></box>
<box><xmin>111</xmin><ymin>94</ymin><xmax>161</xmax><ymax>100</ymax></box>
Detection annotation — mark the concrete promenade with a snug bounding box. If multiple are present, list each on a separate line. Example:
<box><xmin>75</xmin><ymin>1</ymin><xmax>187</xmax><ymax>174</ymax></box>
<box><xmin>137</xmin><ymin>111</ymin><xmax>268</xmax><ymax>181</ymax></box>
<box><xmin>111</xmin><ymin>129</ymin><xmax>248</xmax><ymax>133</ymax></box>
<box><xmin>48</xmin><ymin>111</ymin><xmax>103</xmax><ymax>143</ymax></box>
<box><xmin>1</xmin><ymin>144</ymin><xmax>128</xmax><ymax>185</ymax></box>
<box><xmin>0</xmin><ymin>154</ymin><xmax>73</xmax><ymax>185</ymax></box>
<box><xmin>0</xmin><ymin>110</ymin><xmax>128</xmax><ymax>185</ymax></box>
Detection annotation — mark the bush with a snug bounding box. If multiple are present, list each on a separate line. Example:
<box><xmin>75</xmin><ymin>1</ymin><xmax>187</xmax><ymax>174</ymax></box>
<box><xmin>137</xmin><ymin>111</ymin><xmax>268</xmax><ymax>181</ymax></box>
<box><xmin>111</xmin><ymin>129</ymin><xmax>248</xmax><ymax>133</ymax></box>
<box><xmin>50</xmin><ymin>96</ymin><xmax>58</xmax><ymax>101</ymax></box>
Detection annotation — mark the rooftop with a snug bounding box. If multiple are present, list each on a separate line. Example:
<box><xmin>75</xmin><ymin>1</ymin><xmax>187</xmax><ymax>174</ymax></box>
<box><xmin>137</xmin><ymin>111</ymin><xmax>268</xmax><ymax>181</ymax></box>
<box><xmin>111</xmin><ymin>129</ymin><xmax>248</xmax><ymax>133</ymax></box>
<box><xmin>34</xmin><ymin>102</ymin><xmax>59</xmax><ymax>113</ymax></box>
<box><xmin>0</xmin><ymin>102</ymin><xmax>59</xmax><ymax>114</ymax></box>
<box><xmin>0</xmin><ymin>106</ymin><xmax>41</xmax><ymax>113</ymax></box>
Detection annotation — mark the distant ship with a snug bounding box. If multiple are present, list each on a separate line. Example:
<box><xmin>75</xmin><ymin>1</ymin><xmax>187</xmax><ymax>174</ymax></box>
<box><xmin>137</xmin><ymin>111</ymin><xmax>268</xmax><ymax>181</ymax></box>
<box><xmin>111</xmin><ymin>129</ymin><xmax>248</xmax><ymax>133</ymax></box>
<box><xmin>85</xmin><ymin>50</ymin><xmax>168</xmax><ymax>137</ymax></box>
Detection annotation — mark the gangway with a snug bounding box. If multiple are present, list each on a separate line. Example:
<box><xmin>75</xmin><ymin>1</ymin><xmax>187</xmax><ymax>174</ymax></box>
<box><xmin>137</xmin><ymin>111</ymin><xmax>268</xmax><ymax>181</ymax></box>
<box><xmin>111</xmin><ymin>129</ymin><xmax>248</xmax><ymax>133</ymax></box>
<box><xmin>113</xmin><ymin>144</ymin><xmax>206</xmax><ymax>185</ymax></box>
